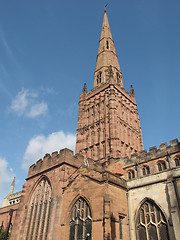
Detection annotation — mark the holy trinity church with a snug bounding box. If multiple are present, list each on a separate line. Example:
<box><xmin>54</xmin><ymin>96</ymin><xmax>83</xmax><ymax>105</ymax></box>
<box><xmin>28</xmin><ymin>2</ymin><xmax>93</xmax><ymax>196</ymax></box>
<box><xmin>0</xmin><ymin>9</ymin><xmax>180</xmax><ymax>240</ymax></box>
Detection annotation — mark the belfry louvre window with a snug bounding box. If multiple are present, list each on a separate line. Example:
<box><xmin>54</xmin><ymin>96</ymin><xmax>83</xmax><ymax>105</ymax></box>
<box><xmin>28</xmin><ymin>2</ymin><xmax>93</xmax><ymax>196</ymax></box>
<box><xmin>25</xmin><ymin>178</ymin><xmax>52</xmax><ymax>240</ymax></box>
<box><xmin>69</xmin><ymin>197</ymin><xmax>92</xmax><ymax>240</ymax></box>
<box><xmin>136</xmin><ymin>200</ymin><xmax>169</xmax><ymax>240</ymax></box>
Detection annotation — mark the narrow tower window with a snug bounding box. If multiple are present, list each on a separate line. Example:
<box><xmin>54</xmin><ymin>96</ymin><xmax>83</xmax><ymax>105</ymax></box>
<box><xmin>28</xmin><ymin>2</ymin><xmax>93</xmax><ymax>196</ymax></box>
<box><xmin>106</xmin><ymin>40</ymin><xmax>109</xmax><ymax>49</ymax></box>
<box><xmin>116</xmin><ymin>72</ymin><xmax>121</xmax><ymax>83</ymax></box>
<box><xmin>97</xmin><ymin>72</ymin><xmax>102</xmax><ymax>84</ymax></box>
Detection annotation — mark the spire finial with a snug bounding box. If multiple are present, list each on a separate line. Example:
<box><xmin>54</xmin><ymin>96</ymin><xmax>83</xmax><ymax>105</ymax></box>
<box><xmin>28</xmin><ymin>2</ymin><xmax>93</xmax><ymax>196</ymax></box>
<box><xmin>130</xmin><ymin>85</ymin><xmax>135</xmax><ymax>97</ymax></box>
<box><xmin>82</xmin><ymin>83</ymin><xmax>87</xmax><ymax>94</ymax></box>
<box><xmin>104</xmin><ymin>4</ymin><xmax>108</xmax><ymax>13</ymax></box>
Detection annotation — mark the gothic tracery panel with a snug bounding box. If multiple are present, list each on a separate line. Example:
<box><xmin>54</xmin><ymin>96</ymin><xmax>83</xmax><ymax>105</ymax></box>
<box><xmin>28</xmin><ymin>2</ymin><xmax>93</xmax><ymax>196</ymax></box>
<box><xmin>136</xmin><ymin>200</ymin><xmax>169</xmax><ymax>240</ymax></box>
<box><xmin>25</xmin><ymin>178</ymin><xmax>52</xmax><ymax>240</ymax></box>
<box><xmin>69</xmin><ymin>197</ymin><xmax>92</xmax><ymax>240</ymax></box>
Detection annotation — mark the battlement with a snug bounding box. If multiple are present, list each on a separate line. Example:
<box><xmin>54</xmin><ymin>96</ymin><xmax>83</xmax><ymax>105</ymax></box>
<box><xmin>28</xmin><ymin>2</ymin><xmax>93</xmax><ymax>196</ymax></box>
<box><xmin>27</xmin><ymin>148</ymin><xmax>85</xmax><ymax>179</ymax></box>
<box><xmin>121</xmin><ymin>138</ymin><xmax>180</xmax><ymax>167</ymax></box>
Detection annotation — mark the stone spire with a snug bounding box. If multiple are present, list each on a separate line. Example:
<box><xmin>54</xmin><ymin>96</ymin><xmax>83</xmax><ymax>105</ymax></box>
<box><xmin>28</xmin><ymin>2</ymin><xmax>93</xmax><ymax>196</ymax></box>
<box><xmin>1</xmin><ymin>177</ymin><xmax>15</xmax><ymax>207</ymax></box>
<box><xmin>93</xmin><ymin>9</ymin><xmax>123</xmax><ymax>88</ymax></box>
<box><xmin>9</xmin><ymin>176</ymin><xmax>15</xmax><ymax>195</ymax></box>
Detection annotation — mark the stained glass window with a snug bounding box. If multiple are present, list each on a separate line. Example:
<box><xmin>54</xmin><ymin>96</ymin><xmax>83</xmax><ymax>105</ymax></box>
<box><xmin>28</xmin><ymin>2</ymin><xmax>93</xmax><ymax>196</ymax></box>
<box><xmin>136</xmin><ymin>200</ymin><xmax>169</xmax><ymax>240</ymax></box>
<box><xmin>69</xmin><ymin>197</ymin><xmax>92</xmax><ymax>240</ymax></box>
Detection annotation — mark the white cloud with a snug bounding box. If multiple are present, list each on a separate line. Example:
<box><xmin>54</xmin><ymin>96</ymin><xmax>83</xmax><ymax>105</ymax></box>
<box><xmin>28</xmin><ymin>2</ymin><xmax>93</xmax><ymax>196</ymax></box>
<box><xmin>22</xmin><ymin>131</ymin><xmax>76</xmax><ymax>170</ymax></box>
<box><xmin>10</xmin><ymin>88</ymin><xmax>48</xmax><ymax>118</ymax></box>
<box><xmin>10</xmin><ymin>88</ymin><xmax>29</xmax><ymax>115</ymax></box>
<box><xmin>27</xmin><ymin>102</ymin><xmax>48</xmax><ymax>118</ymax></box>
<box><xmin>0</xmin><ymin>158</ymin><xmax>14</xmax><ymax>195</ymax></box>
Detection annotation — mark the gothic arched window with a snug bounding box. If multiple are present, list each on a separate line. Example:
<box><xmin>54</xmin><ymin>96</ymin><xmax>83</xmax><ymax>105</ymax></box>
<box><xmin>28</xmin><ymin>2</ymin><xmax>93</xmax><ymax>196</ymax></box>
<box><xmin>174</xmin><ymin>156</ymin><xmax>180</xmax><ymax>167</ymax></box>
<box><xmin>142</xmin><ymin>166</ymin><xmax>150</xmax><ymax>176</ymax></box>
<box><xmin>136</xmin><ymin>200</ymin><xmax>169</xmax><ymax>240</ymax></box>
<box><xmin>69</xmin><ymin>197</ymin><xmax>92</xmax><ymax>240</ymax></box>
<box><xmin>158</xmin><ymin>161</ymin><xmax>167</xmax><ymax>172</ymax></box>
<box><xmin>128</xmin><ymin>170</ymin><xmax>135</xmax><ymax>180</ymax></box>
<box><xmin>26</xmin><ymin>178</ymin><xmax>52</xmax><ymax>240</ymax></box>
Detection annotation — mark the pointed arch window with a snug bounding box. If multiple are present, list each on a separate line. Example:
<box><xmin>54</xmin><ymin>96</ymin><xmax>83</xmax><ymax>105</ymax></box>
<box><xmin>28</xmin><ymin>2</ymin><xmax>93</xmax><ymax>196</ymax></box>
<box><xmin>158</xmin><ymin>161</ymin><xmax>167</xmax><ymax>172</ymax></box>
<box><xmin>136</xmin><ymin>200</ymin><xmax>169</xmax><ymax>240</ymax></box>
<box><xmin>174</xmin><ymin>156</ymin><xmax>180</xmax><ymax>167</ymax></box>
<box><xmin>69</xmin><ymin>197</ymin><xmax>92</xmax><ymax>240</ymax></box>
<box><xmin>142</xmin><ymin>166</ymin><xmax>150</xmax><ymax>176</ymax></box>
<box><xmin>128</xmin><ymin>170</ymin><xmax>135</xmax><ymax>180</ymax></box>
<box><xmin>25</xmin><ymin>178</ymin><xmax>52</xmax><ymax>240</ymax></box>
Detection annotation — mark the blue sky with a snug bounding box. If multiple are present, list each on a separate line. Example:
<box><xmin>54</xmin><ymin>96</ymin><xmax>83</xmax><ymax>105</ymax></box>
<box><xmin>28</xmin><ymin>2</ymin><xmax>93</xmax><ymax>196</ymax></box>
<box><xmin>0</xmin><ymin>0</ymin><xmax>180</xmax><ymax>204</ymax></box>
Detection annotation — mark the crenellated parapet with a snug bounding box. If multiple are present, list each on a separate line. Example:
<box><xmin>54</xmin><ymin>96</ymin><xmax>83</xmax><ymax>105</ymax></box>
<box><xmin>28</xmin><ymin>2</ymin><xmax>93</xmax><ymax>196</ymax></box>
<box><xmin>27</xmin><ymin>148</ymin><xmax>103</xmax><ymax>179</ymax></box>
<box><xmin>121</xmin><ymin>139</ymin><xmax>179</xmax><ymax>166</ymax></box>
<box><xmin>27</xmin><ymin>148</ymin><xmax>85</xmax><ymax>179</ymax></box>
<box><xmin>111</xmin><ymin>139</ymin><xmax>180</xmax><ymax>180</ymax></box>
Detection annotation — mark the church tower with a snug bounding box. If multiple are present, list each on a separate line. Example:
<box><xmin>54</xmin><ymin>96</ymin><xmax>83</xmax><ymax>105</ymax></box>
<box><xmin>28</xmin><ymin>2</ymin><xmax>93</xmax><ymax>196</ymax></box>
<box><xmin>76</xmin><ymin>9</ymin><xmax>143</xmax><ymax>164</ymax></box>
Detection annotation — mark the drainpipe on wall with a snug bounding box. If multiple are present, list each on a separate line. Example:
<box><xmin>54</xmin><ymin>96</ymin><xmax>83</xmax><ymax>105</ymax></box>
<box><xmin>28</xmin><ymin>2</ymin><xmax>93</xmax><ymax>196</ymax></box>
<box><xmin>51</xmin><ymin>196</ymin><xmax>58</xmax><ymax>240</ymax></box>
<box><xmin>127</xmin><ymin>192</ymin><xmax>132</xmax><ymax>240</ymax></box>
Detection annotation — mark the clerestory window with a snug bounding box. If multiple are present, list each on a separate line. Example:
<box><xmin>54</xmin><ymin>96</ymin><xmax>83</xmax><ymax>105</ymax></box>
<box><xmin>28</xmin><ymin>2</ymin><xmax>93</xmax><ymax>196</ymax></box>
<box><xmin>158</xmin><ymin>161</ymin><xmax>167</xmax><ymax>172</ymax></box>
<box><xmin>174</xmin><ymin>156</ymin><xmax>180</xmax><ymax>167</ymax></box>
<box><xmin>128</xmin><ymin>170</ymin><xmax>135</xmax><ymax>180</ymax></box>
<box><xmin>142</xmin><ymin>166</ymin><xmax>150</xmax><ymax>176</ymax></box>
<box><xmin>69</xmin><ymin>197</ymin><xmax>92</xmax><ymax>240</ymax></box>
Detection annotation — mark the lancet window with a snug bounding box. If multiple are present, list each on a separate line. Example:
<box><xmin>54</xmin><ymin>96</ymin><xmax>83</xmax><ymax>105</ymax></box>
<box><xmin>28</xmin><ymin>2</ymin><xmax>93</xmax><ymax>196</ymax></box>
<box><xmin>106</xmin><ymin>40</ymin><xmax>109</xmax><ymax>49</ymax></box>
<box><xmin>136</xmin><ymin>200</ymin><xmax>169</xmax><ymax>240</ymax></box>
<box><xmin>97</xmin><ymin>72</ymin><xmax>102</xmax><ymax>84</ymax></box>
<box><xmin>69</xmin><ymin>197</ymin><xmax>92</xmax><ymax>240</ymax></box>
<box><xmin>25</xmin><ymin>178</ymin><xmax>52</xmax><ymax>240</ymax></box>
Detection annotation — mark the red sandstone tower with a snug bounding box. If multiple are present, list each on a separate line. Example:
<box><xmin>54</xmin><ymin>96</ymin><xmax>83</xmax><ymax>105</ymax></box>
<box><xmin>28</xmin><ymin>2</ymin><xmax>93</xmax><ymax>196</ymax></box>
<box><xmin>76</xmin><ymin>9</ymin><xmax>143</xmax><ymax>164</ymax></box>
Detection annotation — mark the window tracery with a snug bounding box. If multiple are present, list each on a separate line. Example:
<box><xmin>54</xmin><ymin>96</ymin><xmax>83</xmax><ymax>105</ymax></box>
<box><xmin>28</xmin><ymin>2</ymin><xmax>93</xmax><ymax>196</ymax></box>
<box><xmin>69</xmin><ymin>197</ymin><xmax>92</xmax><ymax>240</ymax></box>
<box><xmin>128</xmin><ymin>170</ymin><xmax>135</xmax><ymax>180</ymax></box>
<box><xmin>142</xmin><ymin>166</ymin><xmax>150</xmax><ymax>176</ymax></box>
<box><xmin>158</xmin><ymin>161</ymin><xmax>167</xmax><ymax>172</ymax></box>
<box><xmin>97</xmin><ymin>72</ymin><xmax>102</xmax><ymax>84</ymax></box>
<box><xmin>174</xmin><ymin>156</ymin><xmax>180</xmax><ymax>167</ymax></box>
<box><xmin>136</xmin><ymin>200</ymin><xmax>169</xmax><ymax>240</ymax></box>
<box><xmin>25</xmin><ymin>178</ymin><xmax>52</xmax><ymax>240</ymax></box>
